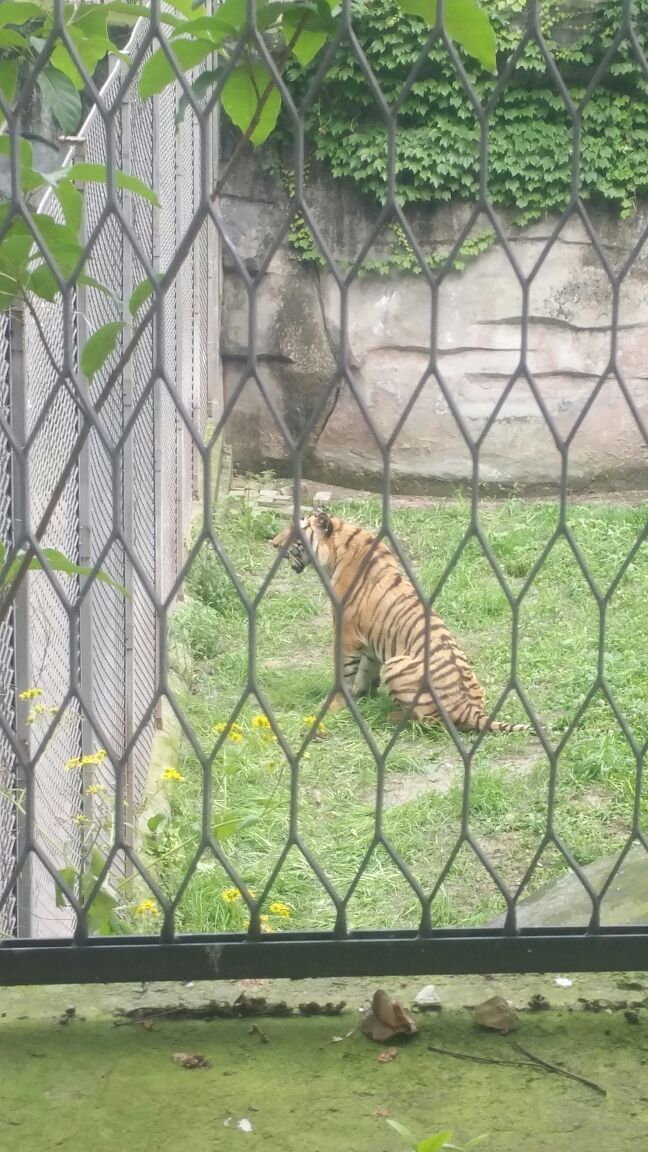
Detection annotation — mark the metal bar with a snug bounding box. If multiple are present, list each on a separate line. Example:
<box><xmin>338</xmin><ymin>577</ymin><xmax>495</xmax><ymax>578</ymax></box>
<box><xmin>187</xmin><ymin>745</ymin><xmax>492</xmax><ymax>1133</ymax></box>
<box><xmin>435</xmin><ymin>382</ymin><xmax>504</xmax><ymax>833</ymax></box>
<box><xmin>174</xmin><ymin>99</ymin><xmax>185</xmax><ymax>582</ymax></box>
<box><xmin>151</xmin><ymin>89</ymin><xmax>163</xmax><ymax>730</ymax></box>
<box><xmin>120</xmin><ymin>80</ymin><xmax>135</xmax><ymax>852</ymax></box>
<box><xmin>1</xmin><ymin>929</ymin><xmax>648</xmax><ymax>985</ymax></box>
<box><xmin>8</xmin><ymin>306</ymin><xmax>31</xmax><ymax>939</ymax></box>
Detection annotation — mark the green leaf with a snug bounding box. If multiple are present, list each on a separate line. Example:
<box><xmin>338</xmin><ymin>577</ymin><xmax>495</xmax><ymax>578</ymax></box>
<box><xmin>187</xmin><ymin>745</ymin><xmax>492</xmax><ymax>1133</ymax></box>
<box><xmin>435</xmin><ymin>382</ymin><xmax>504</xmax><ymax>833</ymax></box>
<box><xmin>221</xmin><ymin>62</ymin><xmax>281</xmax><ymax>146</ymax></box>
<box><xmin>85</xmin><ymin>886</ymin><xmax>119</xmax><ymax>935</ymax></box>
<box><xmin>0</xmin><ymin>28</ymin><xmax>28</xmax><ymax>49</ymax></box>
<box><xmin>395</xmin><ymin>0</ymin><xmax>497</xmax><ymax>74</ymax></box>
<box><xmin>213</xmin><ymin>811</ymin><xmax>262</xmax><ymax>840</ymax></box>
<box><xmin>0</xmin><ymin>133</ymin><xmax>33</xmax><ymax>167</ymax></box>
<box><xmin>53</xmin><ymin>179</ymin><xmax>82</xmax><ymax>232</ymax></box>
<box><xmin>0</xmin><ymin>255</ymin><xmax>21</xmax><ymax>310</ymax></box>
<box><xmin>80</xmin><ymin>320</ymin><xmax>125</xmax><ymax>381</ymax></box>
<box><xmin>2</xmin><ymin>545</ymin><xmax>128</xmax><ymax>595</ymax></box>
<box><xmin>387</xmin><ymin>1120</ymin><xmax>419</xmax><ymax>1149</ymax></box>
<box><xmin>61</xmin><ymin>162</ymin><xmax>160</xmax><ymax>206</ymax></box>
<box><xmin>77</xmin><ymin>273</ymin><xmax>122</xmax><ymax>307</ymax></box>
<box><xmin>128</xmin><ymin>277</ymin><xmax>157</xmax><ymax>316</ymax></box>
<box><xmin>100</xmin><ymin>0</ymin><xmax>182</xmax><ymax>25</ymax></box>
<box><xmin>0</xmin><ymin>2</ymin><xmax>45</xmax><ymax>27</ymax></box>
<box><xmin>138</xmin><ymin>37</ymin><xmax>216</xmax><ymax>100</ymax></box>
<box><xmin>417</xmin><ymin>1134</ymin><xmax>454</xmax><ymax>1152</ymax></box>
<box><xmin>55</xmin><ymin>866</ymin><xmax>78</xmax><ymax>908</ymax></box>
<box><xmin>147</xmin><ymin>812</ymin><xmax>167</xmax><ymax>833</ymax></box>
<box><xmin>282</xmin><ymin>24</ymin><xmax>326</xmax><ymax>67</ymax></box>
<box><xmin>175</xmin><ymin>65</ymin><xmax>224</xmax><ymax>125</ymax></box>
<box><xmin>0</xmin><ymin>59</ymin><xmax>18</xmax><ymax>115</ymax></box>
<box><xmin>36</xmin><ymin>65</ymin><xmax>82</xmax><ymax>134</ymax></box>
<box><xmin>29</xmin><ymin>214</ymin><xmax>83</xmax><ymax>276</ymax></box>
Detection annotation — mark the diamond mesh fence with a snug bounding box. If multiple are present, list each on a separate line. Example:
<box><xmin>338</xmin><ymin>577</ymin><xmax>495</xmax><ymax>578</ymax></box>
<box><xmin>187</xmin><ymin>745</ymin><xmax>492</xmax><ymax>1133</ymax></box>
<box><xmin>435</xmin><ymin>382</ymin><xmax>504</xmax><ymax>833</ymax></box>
<box><xmin>1</xmin><ymin>0</ymin><xmax>648</xmax><ymax>981</ymax></box>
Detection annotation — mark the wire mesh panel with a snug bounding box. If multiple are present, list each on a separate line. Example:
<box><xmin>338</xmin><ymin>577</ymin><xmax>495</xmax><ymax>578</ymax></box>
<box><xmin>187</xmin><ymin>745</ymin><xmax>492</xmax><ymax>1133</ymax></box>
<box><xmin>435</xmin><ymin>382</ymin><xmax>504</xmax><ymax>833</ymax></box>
<box><xmin>3</xmin><ymin>0</ymin><xmax>648</xmax><ymax>982</ymax></box>
<box><xmin>0</xmin><ymin>312</ymin><xmax>16</xmax><ymax>940</ymax></box>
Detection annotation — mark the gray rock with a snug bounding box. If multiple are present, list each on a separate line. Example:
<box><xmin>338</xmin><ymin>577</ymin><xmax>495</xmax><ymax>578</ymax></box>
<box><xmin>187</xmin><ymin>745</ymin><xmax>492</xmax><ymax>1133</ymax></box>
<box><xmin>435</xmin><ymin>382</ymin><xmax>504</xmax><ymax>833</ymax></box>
<box><xmin>413</xmin><ymin>984</ymin><xmax>442</xmax><ymax>1012</ymax></box>
<box><xmin>487</xmin><ymin>845</ymin><xmax>648</xmax><ymax>929</ymax></box>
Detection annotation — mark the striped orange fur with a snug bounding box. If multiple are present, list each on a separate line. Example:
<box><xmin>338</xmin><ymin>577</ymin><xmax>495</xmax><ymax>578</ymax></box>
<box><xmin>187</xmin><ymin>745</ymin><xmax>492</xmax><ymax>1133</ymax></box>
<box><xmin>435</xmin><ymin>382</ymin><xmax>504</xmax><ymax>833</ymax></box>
<box><xmin>271</xmin><ymin>510</ymin><xmax>529</xmax><ymax>735</ymax></box>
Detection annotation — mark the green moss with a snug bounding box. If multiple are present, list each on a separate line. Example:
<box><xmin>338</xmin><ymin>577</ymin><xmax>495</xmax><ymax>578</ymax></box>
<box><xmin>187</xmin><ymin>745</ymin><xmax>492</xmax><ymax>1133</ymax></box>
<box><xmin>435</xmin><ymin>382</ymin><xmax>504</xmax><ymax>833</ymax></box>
<box><xmin>1</xmin><ymin>1004</ymin><xmax>648</xmax><ymax>1151</ymax></box>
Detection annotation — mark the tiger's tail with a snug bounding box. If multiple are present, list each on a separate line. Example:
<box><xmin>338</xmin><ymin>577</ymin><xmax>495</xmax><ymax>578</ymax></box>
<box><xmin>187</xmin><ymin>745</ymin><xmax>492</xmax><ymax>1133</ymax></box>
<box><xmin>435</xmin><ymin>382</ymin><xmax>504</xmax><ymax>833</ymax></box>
<box><xmin>475</xmin><ymin>716</ymin><xmax>530</xmax><ymax>734</ymax></box>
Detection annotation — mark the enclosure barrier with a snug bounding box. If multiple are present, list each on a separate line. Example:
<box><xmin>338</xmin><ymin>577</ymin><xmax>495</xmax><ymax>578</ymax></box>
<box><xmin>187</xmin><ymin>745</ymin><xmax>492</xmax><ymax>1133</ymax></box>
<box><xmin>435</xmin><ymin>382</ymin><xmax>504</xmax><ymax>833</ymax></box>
<box><xmin>1</xmin><ymin>0</ymin><xmax>648</xmax><ymax>983</ymax></box>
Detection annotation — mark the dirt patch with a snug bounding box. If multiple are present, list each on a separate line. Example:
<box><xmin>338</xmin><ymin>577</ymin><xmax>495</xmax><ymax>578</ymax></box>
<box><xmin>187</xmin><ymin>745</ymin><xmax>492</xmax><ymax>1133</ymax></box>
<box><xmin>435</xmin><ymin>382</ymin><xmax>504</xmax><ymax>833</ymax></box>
<box><xmin>381</xmin><ymin>749</ymin><xmax>541</xmax><ymax>808</ymax></box>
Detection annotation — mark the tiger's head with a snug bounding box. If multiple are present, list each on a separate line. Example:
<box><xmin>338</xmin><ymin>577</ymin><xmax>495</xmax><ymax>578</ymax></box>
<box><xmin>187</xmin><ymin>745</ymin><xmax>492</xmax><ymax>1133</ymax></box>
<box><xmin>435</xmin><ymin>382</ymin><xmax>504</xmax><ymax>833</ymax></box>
<box><xmin>270</xmin><ymin>509</ymin><xmax>339</xmax><ymax>574</ymax></box>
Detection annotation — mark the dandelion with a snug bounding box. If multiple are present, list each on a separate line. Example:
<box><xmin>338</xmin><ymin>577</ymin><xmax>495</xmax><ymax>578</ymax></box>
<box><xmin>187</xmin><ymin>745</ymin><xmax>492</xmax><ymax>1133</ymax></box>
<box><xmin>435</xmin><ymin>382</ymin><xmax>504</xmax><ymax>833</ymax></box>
<box><xmin>251</xmin><ymin>714</ymin><xmax>272</xmax><ymax>731</ymax></box>
<box><xmin>19</xmin><ymin>688</ymin><xmax>42</xmax><ymax>701</ymax></box>
<box><xmin>213</xmin><ymin>721</ymin><xmax>244</xmax><ymax>741</ymax></box>
<box><xmin>85</xmin><ymin>784</ymin><xmax>106</xmax><ymax>796</ymax></box>
<box><xmin>269</xmin><ymin>901</ymin><xmax>291</xmax><ymax>919</ymax></box>
<box><xmin>260</xmin><ymin>915</ymin><xmax>274</xmax><ymax>934</ymax></box>
<box><xmin>161</xmin><ymin>767</ymin><xmax>185</xmax><ymax>783</ymax></box>
<box><xmin>135</xmin><ymin>898</ymin><xmax>157</xmax><ymax>916</ymax></box>
<box><xmin>303</xmin><ymin>714</ymin><xmax>326</xmax><ymax>735</ymax></box>
<box><xmin>222</xmin><ymin>887</ymin><xmax>241</xmax><ymax>903</ymax></box>
<box><xmin>73</xmin><ymin>814</ymin><xmax>91</xmax><ymax>826</ymax></box>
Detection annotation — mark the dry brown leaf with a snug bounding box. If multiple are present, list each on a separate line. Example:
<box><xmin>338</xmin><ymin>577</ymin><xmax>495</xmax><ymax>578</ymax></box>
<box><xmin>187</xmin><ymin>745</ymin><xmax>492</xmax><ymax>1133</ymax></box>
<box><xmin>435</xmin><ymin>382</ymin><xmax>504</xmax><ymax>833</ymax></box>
<box><xmin>473</xmin><ymin>995</ymin><xmax>518</xmax><ymax>1034</ymax></box>
<box><xmin>142</xmin><ymin>1020</ymin><xmax>155</xmax><ymax>1032</ymax></box>
<box><xmin>377</xmin><ymin>1047</ymin><xmax>398</xmax><ymax>1063</ymax></box>
<box><xmin>373</xmin><ymin>1107</ymin><xmax>390</xmax><ymax>1117</ymax></box>
<box><xmin>172</xmin><ymin>1052</ymin><xmax>210</xmax><ymax>1069</ymax></box>
<box><xmin>361</xmin><ymin>989</ymin><xmax>418</xmax><ymax>1043</ymax></box>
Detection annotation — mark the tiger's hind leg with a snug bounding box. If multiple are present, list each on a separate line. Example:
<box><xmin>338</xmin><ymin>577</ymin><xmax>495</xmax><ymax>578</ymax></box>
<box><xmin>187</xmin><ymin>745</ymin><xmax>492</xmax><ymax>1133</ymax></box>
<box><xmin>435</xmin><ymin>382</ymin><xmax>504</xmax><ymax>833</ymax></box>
<box><xmin>353</xmin><ymin>654</ymin><xmax>381</xmax><ymax>699</ymax></box>
<box><xmin>382</xmin><ymin>655</ymin><xmax>440</xmax><ymax>726</ymax></box>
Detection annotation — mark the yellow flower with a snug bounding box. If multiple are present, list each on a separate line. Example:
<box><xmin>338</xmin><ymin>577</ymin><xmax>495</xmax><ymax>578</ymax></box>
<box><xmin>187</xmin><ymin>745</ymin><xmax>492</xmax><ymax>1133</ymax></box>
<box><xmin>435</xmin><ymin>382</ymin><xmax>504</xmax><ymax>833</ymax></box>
<box><xmin>213</xmin><ymin>721</ymin><xmax>244</xmax><ymax>742</ymax></box>
<box><xmin>222</xmin><ymin>887</ymin><xmax>241</xmax><ymax>903</ymax></box>
<box><xmin>303</xmin><ymin>714</ymin><xmax>326</xmax><ymax>735</ymax></box>
<box><xmin>19</xmin><ymin>688</ymin><xmax>42</xmax><ymax>701</ymax></box>
<box><xmin>65</xmin><ymin>748</ymin><xmax>107</xmax><ymax>770</ymax></box>
<box><xmin>135</xmin><ymin>899</ymin><xmax>157</xmax><ymax>916</ymax></box>
<box><xmin>260</xmin><ymin>915</ymin><xmax>274</xmax><ymax>933</ymax></box>
<box><xmin>161</xmin><ymin>767</ymin><xmax>185</xmax><ymax>782</ymax></box>
<box><xmin>251</xmin><ymin>714</ymin><xmax>272</xmax><ymax>730</ymax></box>
<box><xmin>269</xmin><ymin>900</ymin><xmax>291</xmax><ymax>919</ymax></box>
<box><xmin>85</xmin><ymin>784</ymin><xmax>106</xmax><ymax>796</ymax></box>
<box><xmin>73</xmin><ymin>814</ymin><xmax>91</xmax><ymax>826</ymax></box>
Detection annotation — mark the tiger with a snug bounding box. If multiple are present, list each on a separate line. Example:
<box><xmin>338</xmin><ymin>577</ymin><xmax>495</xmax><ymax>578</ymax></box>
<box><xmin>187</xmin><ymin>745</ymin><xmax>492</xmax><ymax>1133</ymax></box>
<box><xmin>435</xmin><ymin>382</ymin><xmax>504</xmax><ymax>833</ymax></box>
<box><xmin>271</xmin><ymin>509</ymin><xmax>529</xmax><ymax>735</ymax></box>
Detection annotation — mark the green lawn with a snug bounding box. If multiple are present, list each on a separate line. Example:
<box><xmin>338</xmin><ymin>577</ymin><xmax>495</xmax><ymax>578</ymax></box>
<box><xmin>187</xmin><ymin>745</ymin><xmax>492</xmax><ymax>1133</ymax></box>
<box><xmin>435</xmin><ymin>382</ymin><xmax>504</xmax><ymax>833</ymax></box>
<box><xmin>141</xmin><ymin>490</ymin><xmax>648</xmax><ymax>937</ymax></box>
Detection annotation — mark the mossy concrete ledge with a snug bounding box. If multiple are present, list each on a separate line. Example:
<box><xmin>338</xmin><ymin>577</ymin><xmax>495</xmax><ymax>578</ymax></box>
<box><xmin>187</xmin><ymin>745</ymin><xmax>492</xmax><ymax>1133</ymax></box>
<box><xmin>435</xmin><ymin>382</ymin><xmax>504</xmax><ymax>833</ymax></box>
<box><xmin>2</xmin><ymin>975</ymin><xmax>648</xmax><ymax>1151</ymax></box>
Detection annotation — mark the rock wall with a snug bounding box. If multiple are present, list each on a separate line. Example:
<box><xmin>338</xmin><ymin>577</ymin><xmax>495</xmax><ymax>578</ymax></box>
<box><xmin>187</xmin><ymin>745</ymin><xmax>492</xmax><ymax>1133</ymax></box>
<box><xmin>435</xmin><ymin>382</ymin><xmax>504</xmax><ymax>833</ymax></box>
<box><xmin>220</xmin><ymin>154</ymin><xmax>648</xmax><ymax>494</ymax></box>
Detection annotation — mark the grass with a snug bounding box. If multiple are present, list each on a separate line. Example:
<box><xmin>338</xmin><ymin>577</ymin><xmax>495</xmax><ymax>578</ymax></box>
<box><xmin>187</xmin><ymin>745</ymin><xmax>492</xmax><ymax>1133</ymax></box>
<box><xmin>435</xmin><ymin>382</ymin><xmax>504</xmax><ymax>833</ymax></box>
<box><xmin>141</xmin><ymin>489</ymin><xmax>648</xmax><ymax>937</ymax></box>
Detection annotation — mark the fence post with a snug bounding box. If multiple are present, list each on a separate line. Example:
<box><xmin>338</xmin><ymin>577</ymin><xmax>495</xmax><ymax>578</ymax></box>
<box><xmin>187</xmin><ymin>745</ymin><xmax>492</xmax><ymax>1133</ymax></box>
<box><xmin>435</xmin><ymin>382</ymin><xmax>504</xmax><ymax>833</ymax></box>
<box><xmin>174</xmin><ymin>107</ymin><xmax>185</xmax><ymax>584</ymax></box>
<box><xmin>152</xmin><ymin>90</ymin><xmax>163</xmax><ymax>730</ymax></box>
<box><xmin>75</xmin><ymin>140</ymin><xmax>96</xmax><ymax>816</ymax></box>
<box><xmin>192</xmin><ymin>106</ymin><xmax>201</xmax><ymax>501</ymax></box>
<box><xmin>120</xmin><ymin>83</ymin><xmax>135</xmax><ymax>851</ymax></box>
<box><xmin>9</xmin><ymin>304</ymin><xmax>32</xmax><ymax>938</ymax></box>
<box><xmin>207</xmin><ymin>95</ymin><xmax>220</xmax><ymax>424</ymax></box>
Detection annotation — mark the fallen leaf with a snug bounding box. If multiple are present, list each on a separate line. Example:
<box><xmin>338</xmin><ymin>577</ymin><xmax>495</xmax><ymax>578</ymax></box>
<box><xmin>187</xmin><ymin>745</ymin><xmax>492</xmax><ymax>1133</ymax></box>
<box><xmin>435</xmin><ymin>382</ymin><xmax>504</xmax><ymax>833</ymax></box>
<box><xmin>473</xmin><ymin>995</ymin><xmax>518</xmax><ymax>1034</ymax></box>
<box><xmin>377</xmin><ymin>1047</ymin><xmax>398</xmax><ymax>1063</ymax></box>
<box><xmin>248</xmin><ymin>1024</ymin><xmax>269</xmax><ymax>1044</ymax></box>
<box><xmin>361</xmin><ymin>989</ymin><xmax>418</xmax><ymax>1043</ymax></box>
<box><xmin>142</xmin><ymin>1019</ymin><xmax>155</xmax><ymax>1032</ymax></box>
<box><xmin>173</xmin><ymin>1052</ymin><xmax>210</xmax><ymax>1069</ymax></box>
<box><xmin>554</xmin><ymin>976</ymin><xmax>573</xmax><ymax>988</ymax></box>
<box><xmin>373</xmin><ymin>1107</ymin><xmax>390</xmax><ymax>1117</ymax></box>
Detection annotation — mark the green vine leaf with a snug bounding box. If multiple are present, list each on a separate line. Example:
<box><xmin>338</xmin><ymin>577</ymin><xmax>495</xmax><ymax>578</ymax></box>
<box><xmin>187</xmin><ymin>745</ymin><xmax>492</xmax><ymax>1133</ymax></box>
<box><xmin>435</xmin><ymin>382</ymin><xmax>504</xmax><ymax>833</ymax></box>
<box><xmin>138</xmin><ymin>37</ymin><xmax>216</xmax><ymax>99</ymax></box>
<box><xmin>80</xmin><ymin>320</ymin><xmax>125</xmax><ymax>380</ymax></box>
<box><xmin>36</xmin><ymin>64</ymin><xmax>82</xmax><ymax>133</ymax></box>
<box><xmin>221</xmin><ymin>61</ymin><xmax>281</xmax><ymax>145</ymax></box>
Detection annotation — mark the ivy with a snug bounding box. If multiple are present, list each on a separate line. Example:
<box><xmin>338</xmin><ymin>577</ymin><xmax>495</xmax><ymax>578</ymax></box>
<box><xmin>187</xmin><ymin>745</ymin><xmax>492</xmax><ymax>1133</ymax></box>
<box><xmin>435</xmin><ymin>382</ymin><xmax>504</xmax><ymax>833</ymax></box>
<box><xmin>272</xmin><ymin>0</ymin><xmax>648</xmax><ymax>271</ymax></box>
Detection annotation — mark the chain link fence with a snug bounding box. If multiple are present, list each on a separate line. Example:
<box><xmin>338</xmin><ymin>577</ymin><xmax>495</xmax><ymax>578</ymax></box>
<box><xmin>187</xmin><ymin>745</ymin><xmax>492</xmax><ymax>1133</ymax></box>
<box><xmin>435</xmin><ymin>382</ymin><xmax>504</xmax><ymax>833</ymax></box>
<box><xmin>0</xmin><ymin>18</ymin><xmax>216</xmax><ymax>940</ymax></box>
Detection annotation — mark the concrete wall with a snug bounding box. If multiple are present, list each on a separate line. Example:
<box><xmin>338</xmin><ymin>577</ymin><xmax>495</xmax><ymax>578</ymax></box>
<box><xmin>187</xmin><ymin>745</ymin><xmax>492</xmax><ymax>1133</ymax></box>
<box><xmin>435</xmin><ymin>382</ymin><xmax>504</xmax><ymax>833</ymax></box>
<box><xmin>220</xmin><ymin>152</ymin><xmax>648</xmax><ymax>494</ymax></box>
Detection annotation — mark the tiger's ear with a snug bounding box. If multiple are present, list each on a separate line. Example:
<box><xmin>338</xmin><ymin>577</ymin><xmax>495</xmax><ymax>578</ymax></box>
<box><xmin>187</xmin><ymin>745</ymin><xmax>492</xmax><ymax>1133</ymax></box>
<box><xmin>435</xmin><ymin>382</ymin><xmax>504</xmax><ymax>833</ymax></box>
<box><xmin>314</xmin><ymin>508</ymin><xmax>333</xmax><ymax>537</ymax></box>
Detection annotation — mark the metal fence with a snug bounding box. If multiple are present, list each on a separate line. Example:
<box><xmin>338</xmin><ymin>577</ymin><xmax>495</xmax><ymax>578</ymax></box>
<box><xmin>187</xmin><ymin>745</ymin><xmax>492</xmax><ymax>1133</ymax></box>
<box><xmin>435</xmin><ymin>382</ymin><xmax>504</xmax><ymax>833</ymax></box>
<box><xmin>0</xmin><ymin>18</ymin><xmax>216</xmax><ymax>943</ymax></box>
<box><xmin>2</xmin><ymin>0</ymin><xmax>648</xmax><ymax>982</ymax></box>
